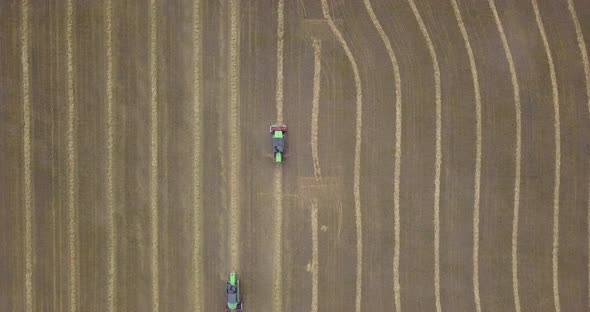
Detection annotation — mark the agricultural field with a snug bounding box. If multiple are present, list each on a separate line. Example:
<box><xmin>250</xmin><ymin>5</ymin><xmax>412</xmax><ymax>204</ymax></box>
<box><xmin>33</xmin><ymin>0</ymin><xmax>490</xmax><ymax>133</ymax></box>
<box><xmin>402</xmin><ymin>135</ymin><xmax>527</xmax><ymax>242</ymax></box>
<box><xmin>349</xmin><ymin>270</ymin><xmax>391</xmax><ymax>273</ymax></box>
<box><xmin>1</xmin><ymin>0</ymin><xmax>590</xmax><ymax>311</ymax></box>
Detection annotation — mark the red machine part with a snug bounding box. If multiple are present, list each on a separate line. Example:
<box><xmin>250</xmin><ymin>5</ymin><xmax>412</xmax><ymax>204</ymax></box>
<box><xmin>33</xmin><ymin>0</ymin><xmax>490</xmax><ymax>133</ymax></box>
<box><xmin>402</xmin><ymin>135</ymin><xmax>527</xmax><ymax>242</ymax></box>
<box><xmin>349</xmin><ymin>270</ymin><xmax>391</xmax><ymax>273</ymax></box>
<box><xmin>270</xmin><ymin>125</ymin><xmax>287</xmax><ymax>133</ymax></box>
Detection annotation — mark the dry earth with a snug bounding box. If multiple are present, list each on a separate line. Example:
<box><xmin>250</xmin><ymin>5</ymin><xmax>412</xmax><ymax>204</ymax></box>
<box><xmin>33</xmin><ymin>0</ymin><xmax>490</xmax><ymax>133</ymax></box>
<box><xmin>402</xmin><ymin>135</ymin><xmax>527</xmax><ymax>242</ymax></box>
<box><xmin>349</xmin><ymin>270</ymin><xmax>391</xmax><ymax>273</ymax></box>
<box><xmin>1</xmin><ymin>0</ymin><xmax>589</xmax><ymax>311</ymax></box>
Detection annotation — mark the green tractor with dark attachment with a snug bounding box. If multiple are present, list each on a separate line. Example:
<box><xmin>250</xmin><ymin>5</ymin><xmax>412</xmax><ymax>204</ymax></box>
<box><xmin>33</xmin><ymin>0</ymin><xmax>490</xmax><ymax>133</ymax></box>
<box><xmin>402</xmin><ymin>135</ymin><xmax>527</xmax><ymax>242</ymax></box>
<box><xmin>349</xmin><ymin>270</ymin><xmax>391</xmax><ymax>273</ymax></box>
<box><xmin>225</xmin><ymin>272</ymin><xmax>243</xmax><ymax>311</ymax></box>
<box><xmin>270</xmin><ymin>124</ymin><xmax>287</xmax><ymax>163</ymax></box>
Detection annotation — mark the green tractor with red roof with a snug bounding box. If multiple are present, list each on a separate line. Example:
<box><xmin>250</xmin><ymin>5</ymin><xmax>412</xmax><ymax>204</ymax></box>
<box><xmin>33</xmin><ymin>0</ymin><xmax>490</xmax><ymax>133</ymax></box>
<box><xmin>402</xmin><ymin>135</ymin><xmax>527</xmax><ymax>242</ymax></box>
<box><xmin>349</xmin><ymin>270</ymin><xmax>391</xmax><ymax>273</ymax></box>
<box><xmin>270</xmin><ymin>124</ymin><xmax>287</xmax><ymax>163</ymax></box>
<box><xmin>225</xmin><ymin>272</ymin><xmax>243</xmax><ymax>311</ymax></box>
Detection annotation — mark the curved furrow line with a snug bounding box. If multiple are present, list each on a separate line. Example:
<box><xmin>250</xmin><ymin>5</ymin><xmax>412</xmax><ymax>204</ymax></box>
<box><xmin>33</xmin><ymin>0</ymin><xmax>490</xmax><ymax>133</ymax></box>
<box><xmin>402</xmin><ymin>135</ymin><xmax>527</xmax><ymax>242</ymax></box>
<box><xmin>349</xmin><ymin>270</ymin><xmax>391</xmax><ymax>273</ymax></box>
<box><xmin>20</xmin><ymin>0</ymin><xmax>33</xmax><ymax>310</ymax></box>
<box><xmin>532</xmin><ymin>1</ymin><xmax>561</xmax><ymax>311</ymax></box>
<box><xmin>564</xmin><ymin>1</ymin><xmax>590</xmax><ymax>307</ymax></box>
<box><xmin>405</xmin><ymin>1</ymin><xmax>442</xmax><ymax>311</ymax></box>
<box><xmin>449</xmin><ymin>1</ymin><xmax>482</xmax><ymax>311</ymax></box>
<box><xmin>65</xmin><ymin>0</ymin><xmax>79</xmax><ymax>310</ymax></box>
<box><xmin>149</xmin><ymin>0</ymin><xmax>160</xmax><ymax>310</ymax></box>
<box><xmin>105</xmin><ymin>0</ymin><xmax>116</xmax><ymax>310</ymax></box>
<box><xmin>361</xmin><ymin>1</ymin><xmax>402</xmax><ymax>310</ymax></box>
<box><xmin>488</xmin><ymin>1</ymin><xmax>522</xmax><ymax>311</ymax></box>
<box><xmin>319</xmin><ymin>1</ymin><xmax>364</xmax><ymax>311</ymax></box>
<box><xmin>192</xmin><ymin>0</ymin><xmax>203</xmax><ymax>310</ymax></box>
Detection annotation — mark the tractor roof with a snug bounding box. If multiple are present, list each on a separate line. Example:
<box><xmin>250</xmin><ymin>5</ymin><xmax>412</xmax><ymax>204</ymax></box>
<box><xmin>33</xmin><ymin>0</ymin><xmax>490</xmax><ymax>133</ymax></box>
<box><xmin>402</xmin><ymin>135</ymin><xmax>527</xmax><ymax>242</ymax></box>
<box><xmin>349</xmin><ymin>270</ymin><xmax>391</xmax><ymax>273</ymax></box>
<box><xmin>273</xmin><ymin>131</ymin><xmax>284</xmax><ymax>139</ymax></box>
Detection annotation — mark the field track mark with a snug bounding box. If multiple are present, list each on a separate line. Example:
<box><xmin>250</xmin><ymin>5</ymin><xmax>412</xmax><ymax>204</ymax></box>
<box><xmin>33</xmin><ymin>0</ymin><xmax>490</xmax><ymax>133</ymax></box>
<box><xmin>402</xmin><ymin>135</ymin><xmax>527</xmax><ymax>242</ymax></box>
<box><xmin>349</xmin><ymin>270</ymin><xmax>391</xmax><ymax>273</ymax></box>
<box><xmin>149</xmin><ymin>0</ymin><xmax>160</xmax><ymax>310</ymax></box>
<box><xmin>320</xmin><ymin>1</ymin><xmax>364</xmax><ymax>311</ymax></box>
<box><xmin>66</xmin><ymin>0</ymin><xmax>79</xmax><ymax>310</ymax></box>
<box><xmin>105</xmin><ymin>0</ymin><xmax>116</xmax><ymax>310</ymax></box>
<box><xmin>488</xmin><ymin>1</ymin><xmax>522</xmax><ymax>311</ymax></box>
<box><xmin>192</xmin><ymin>0</ymin><xmax>203</xmax><ymax>310</ymax></box>
<box><xmin>273</xmin><ymin>2</ymin><xmax>285</xmax><ymax>311</ymax></box>
<box><xmin>532</xmin><ymin>1</ymin><xmax>561</xmax><ymax>311</ymax></box>
<box><xmin>311</xmin><ymin>37</ymin><xmax>322</xmax><ymax>181</ymax></box>
<box><xmin>565</xmin><ymin>1</ymin><xmax>590</xmax><ymax>307</ymax></box>
<box><xmin>406</xmin><ymin>1</ymin><xmax>442</xmax><ymax>311</ymax></box>
<box><xmin>450</xmin><ymin>1</ymin><xmax>482</xmax><ymax>311</ymax></box>
<box><xmin>362</xmin><ymin>1</ymin><xmax>402</xmax><ymax>310</ymax></box>
<box><xmin>311</xmin><ymin>199</ymin><xmax>319</xmax><ymax>312</ymax></box>
<box><xmin>228</xmin><ymin>0</ymin><xmax>241</xmax><ymax>271</ymax></box>
<box><xmin>20</xmin><ymin>0</ymin><xmax>33</xmax><ymax>310</ymax></box>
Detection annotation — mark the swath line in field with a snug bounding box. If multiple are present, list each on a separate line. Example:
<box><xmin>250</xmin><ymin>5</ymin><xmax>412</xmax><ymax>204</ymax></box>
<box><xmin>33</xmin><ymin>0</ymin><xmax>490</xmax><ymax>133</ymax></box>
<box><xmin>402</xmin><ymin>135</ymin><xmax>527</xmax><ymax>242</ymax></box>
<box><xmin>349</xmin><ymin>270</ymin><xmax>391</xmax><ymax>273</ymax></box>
<box><xmin>532</xmin><ymin>1</ymin><xmax>561</xmax><ymax>311</ymax></box>
<box><xmin>488</xmin><ymin>1</ymin><xmax>522</xmax><ymax>311</ymax></box>
<box><xmin>566</xmin><ymin>0</ymin><xmax>590</xmax><ymax>119</ymax></box>
<box><xmin>149</xmin><ymin>0</ymin><xmax>160</xmax><ymax>310</ymax></box>
<box><xmin>450</xmin><ymin>1</ymin><xmax>482</xmax><ymax>311</ymax></box>
<box><xmin>272</xmin><ymin>1</ymin><xmax>285</xmax><ymax>311</ymax></box>
<box><xmin>565</xmin><ymin>1</ymin><xmax>590</xmax><ymax>307</ymax></box>
<box><xmin>65</xmin><ymin>0</ymin><xmax>79</xmax><ymax>310</ymax></box>
<box><xmin>272</xmin><ymin>167</ymin><xmax>283</xmax><ymax>311</ymax></box>
<box><xmin>228</xmin><ymin>0</ymin><xmax>241</xmax><ymax>272</ymax></box>
<box><xmin>311</xmin><ymin>199</ymin><xmax>319</xmax><ymax>312</ymax></box>
<box><xmin>192</xmin><ymin>0</ymin><xmax>203</xmax><ymax>311</ymax></box>
<box><xmin>216</xmin><ymin>0</ymin><xmax>228</xmax><ymax>266</ymax></box>
<box><xmin>105</xmin><ymin>0</ymin><xmax>116</xmax><ymax>310</ymax></box>
<box><xmin>21</xmin><ymin>0</ymin><xmax>33</xmax><ymax>310</ymax></box>
<box><xmin>276</xmin><ymin>0</ymin><xmax>284</xmax><ymax>125</ymax></box>
<box><xmin>406</xmin><ymin>1</ymin><xmax>442</xmax><ymax>311</ymax></box>
<box><xmin>362</xmin><ymin>1</ymin><xmax>402</xmax><ymax>310</ymax></box>
<box><xmin>311</xmin><ymin>37</ymin><xmax>322</xmax><ymax>181</ymax></box>
<box><xmin>320</xmin><ymin>1</ymin><xmax>364</xmax><ymax>311</ymax></box>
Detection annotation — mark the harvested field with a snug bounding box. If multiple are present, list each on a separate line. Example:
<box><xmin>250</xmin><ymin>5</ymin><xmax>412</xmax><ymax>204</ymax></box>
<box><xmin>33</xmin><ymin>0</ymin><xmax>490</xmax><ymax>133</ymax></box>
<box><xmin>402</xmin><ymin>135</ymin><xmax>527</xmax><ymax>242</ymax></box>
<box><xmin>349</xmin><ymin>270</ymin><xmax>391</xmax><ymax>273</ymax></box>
<box><xmin>1</xmin><ymin>0</ymin><xmax>589</xmax><ymax>311</ymax></box>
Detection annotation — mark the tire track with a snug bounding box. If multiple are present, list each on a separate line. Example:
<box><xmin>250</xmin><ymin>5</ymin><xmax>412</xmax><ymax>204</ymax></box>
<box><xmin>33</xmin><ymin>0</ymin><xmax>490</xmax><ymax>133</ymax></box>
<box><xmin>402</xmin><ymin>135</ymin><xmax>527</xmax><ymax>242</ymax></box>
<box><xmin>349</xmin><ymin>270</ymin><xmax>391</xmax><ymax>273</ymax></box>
<box><xmin>449</xmin><ymin>1</ymin><xmax>482</xmax><ymax>311</ymax></box>
<box><xmin>406</xmin><ymin>1</ymin><xmax>442</xmax><ymax>311</ymax></box>
<box><xmin>311</xmin><ymin>37</ymin><xmax>322</xmax><ymax>181</ymax></box>
<box><xmin>192</xmin><ymin>0</ymin><xmax>203</xmax><ymax>311</ymax></box>
<box><xmin>149</xmin><ymin>0</ymin><xmax>160</xmax><ymax>310</ymax></box>
<box><xmin>228</xmin><ymin>0</ymin><xmax>241</xmax><ymax>272</ymax></box>
<box><xmin>488</xmin><ymin>1</ymin><xmax>522</xmax><ymax>311</ymax></box>
<box><xmin>20</xmin><ymin>0</ymin><xmax>33</xmax><ymax>310</ymax></box>
<box><xmin>532</xmin><ymin>1</ymin><xmax>561</xmax><ymax>311</ymax></box>
<box><xmin>565</xmin><ymin>1</ymin><xmax>590</xmax><ymax>307</ymax></box>
<box><xmin>311</xmin><ymin>199</ymin><xmax>319</xmax><ymax>312</ymax></box>
<box><xmin>319</xmin><ymin>1</ymin><xmax>363</xmax><ymax>311</ymax></box>
<box><xmin>105</xmin><ymin>0</ymin><xmax>116</xmax><ymax>310</ymax></box>
<box><xmin>361</xmin><ymin>1</ymin><xmax>402</xmax><ymax>310</ymax></box>
<box><xmin>273</xmin><ymin>2</ymin><xmax>285</xmax><ymax>311</ymax></box>
<box><xmin>65</xmin><ymin>0</ymin><xmax>79</xmax><ymax>310</ymax></box>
